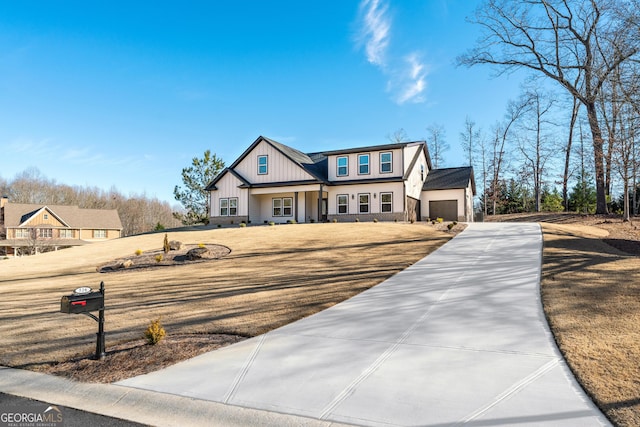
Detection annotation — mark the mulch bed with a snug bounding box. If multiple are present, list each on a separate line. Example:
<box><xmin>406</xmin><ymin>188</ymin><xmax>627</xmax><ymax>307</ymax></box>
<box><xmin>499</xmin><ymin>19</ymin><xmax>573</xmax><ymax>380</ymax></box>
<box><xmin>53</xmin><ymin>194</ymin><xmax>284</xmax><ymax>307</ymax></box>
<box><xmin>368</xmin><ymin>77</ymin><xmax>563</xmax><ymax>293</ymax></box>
<box><xmin>97</xmin><ymin>244</ymin><xmax>231</xmax><ymax>273</ymax></box>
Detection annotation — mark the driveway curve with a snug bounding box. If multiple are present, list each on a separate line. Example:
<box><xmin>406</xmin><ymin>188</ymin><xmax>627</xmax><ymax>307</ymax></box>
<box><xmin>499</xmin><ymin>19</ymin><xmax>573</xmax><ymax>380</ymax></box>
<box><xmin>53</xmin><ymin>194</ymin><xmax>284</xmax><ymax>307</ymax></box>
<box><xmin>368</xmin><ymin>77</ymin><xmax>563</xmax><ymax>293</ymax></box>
<box><xmin>118</xmin><ymin>222</ymin><xmax>610</xmax><ymax>426</ymax></box>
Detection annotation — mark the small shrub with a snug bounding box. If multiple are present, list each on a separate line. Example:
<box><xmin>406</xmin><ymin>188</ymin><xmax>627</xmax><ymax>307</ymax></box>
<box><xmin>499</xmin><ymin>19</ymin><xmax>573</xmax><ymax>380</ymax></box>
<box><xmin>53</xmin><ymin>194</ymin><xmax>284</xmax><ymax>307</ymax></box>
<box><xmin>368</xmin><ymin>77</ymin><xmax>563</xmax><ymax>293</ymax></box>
<box><xmin>332</xmin><ymin>218</ymin><xmax>338</xmax><ymax>223</ymax></box>
<box><xmin>198</xmin><ymin>243</ymin><xmax>205</xmax><ymax>248</ymax></box>
<box><xmin>269</xmin><ymin>221</ymin><xmax>275</xmax><ymax>226</ymax></box>
<box><xmin>431</xmin><ymin>220</ymin><xmax>436</xmax><ymax>225</ymax></box>
<box><xmin>453</xmin><ymin>221</ymin><xmax>458</xmax><ymax>226</ymax></box>
<box><xmin>144</xmin><ymin>318</ymin><xmax>166</xmax><ymax>345</ymax></box>
<box><xmin>373</xmin><ymin>218</ymin><xmax>378</xmax><ymax>223</ymax></box>
<box><xmin>239</xmin><ymin>222</ymin><xmax>247</xmax><ymax>227</ymax></box>
<box><xmin>287</xmin><ymin>219</ymin><xmax>297</xmax><ymax>224</ymax></box>
<box><xmin>163</xmin><ymin>233</ymin><xmax>170</xmax><ymax>254</ymax></box>
<box><xmin>154</xmin><ymin>222</ymin><xmax>165</xmax><ymax>231</ymax></box>
<box><xmin>155</xmin><ymin>254</ymin><xmax>163</xmax><ymax>263</ymax></box>
<box><xmin>217</xmin><ymin>224</ymin><xmax>222</xmax><ymax>228</ymax></box>
<box><xmin>135</xmin><ymin>249</ymin><xmax>143</xmax><ymax>256</ymax></box>
<box><xmin>447</xmin><ymin>223</ymin><xmax>454</xmax><ymax>230</ymax></box>
<box><xmin>355</xmin><ymin>218</ymin><xmax>360</xmax><ymax>222</ymax></box>
<box><xmin>437</xmin><ymin>217</ymin><xmax>444</xmax><ymax>223</ymax></box>
<box><xmin>410</xmin><ymin>218</ymin><xmax>415</xmax><ymax>224</ymax></box>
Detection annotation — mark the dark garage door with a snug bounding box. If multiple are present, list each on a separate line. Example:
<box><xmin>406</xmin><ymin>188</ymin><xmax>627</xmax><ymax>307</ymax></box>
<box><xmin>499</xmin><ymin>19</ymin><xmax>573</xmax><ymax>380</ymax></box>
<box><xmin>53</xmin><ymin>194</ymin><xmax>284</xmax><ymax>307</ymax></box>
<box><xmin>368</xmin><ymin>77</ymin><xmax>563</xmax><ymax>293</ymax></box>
<box><xmin>429</xmin><ymin>200</ymin><xmax>458</xmax><ymax>221</ymax></box>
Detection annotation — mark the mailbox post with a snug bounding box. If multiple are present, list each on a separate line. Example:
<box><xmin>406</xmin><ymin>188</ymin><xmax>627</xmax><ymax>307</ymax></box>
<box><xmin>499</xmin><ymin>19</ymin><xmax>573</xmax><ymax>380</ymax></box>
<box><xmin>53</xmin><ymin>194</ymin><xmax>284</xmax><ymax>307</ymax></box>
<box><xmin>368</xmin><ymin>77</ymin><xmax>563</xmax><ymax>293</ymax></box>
<box><xmin>60</xmin><ymin>281</ymin><xmax>106</xmax><ymax>360</ymax></box>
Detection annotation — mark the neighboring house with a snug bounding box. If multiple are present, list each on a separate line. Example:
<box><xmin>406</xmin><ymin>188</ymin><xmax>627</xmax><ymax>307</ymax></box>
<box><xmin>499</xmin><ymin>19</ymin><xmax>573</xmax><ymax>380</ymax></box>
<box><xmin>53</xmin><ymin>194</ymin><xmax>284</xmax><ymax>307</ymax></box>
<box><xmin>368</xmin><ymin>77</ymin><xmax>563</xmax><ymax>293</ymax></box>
<box><xmin>206</xmin><ymin>136</ymin><xmax>476</xmax><ymax>225</ymax></box>
<box><xmin>0</xmin><ymin>197</ymin><xmax>123</xmax><ymax>256</ymax></box>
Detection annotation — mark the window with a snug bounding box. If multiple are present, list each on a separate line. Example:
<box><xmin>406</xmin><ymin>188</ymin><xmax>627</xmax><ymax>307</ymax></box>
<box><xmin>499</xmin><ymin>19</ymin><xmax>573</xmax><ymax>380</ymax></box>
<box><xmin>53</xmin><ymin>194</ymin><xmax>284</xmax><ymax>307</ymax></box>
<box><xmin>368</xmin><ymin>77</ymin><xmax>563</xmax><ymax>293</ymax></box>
<box><xmin>337</xmin><ymin>194</ymin><xmax>348</xmax><ymax>214</ymax></box>
<box><xmin>257</xmin><ymin>155</ymin><xmax>268</xmax><ymax>175</ymax></box>
<box><xmin>15</xmin><ymin>229</ymin><xmax>30</xmax><ymax>239</ymax></box>
<box><xmin>229</xmin><ymin>198</ymin><xmax>238</xmax><ymax>216</ymax></box>
<box><xmin>93</xmin><ymin>230</ymin><xmax>107</xmax><ymax>238</ymax></box>
<box><xmin>380</xmin><ymin>152</ymin><xmax>392</xmax><ymax>173</ymax></box>
<box><xmin>359</xmin><ymin>193</ymin><xmax>370</xmax><ymax>213</ymax></box>
<box><xmin>220</xmin><ymin>198</ymin><xmax>229</xmax><ymax>216</ymax></box>
<box><xmin>381</xmin><ymin>192</ymin><xmax>393</xmax><ymax>213</ymax></box>
<box><xmin>283</xmin><ymin>198</ymin><xmax>293</xmax><ymax>216</ymax></box>
<box><xmin>220</xmin><ymin>198</ymin><xmax>238</xmax><ymax>216</ymax></box>
<box><xmin>273</xmin><ymin>198</ymin><xmax>293</xmax><ymax>217</ymax></box>
<box><xmin>358</xmin><ymin>154</ymin><xmax>370</xmax><ymax>175</ymax></box>
<box><xmin>272</xmin><ymin>198</ymin><xmax>282</xmax><ymax>216</ymax></box>
<box><xmin>40</xmin><ymin>228</ymin><xmax>52</xmax><ymax>238</ymax></box>
<box><xmin>43</xmin><ymin>214</ymin><xmax>49</xmax><ymax>220</ymax></box>
<box><xmin>60</xmin><ymin>229</ymin><xmax>73</xmax><ymax>238</ymax></box>
<box><xmin>421</xmin><ymin>164</ymin><xmax>425</xmax><ymax>181</ymax></box>
<box><xmin>337</xmin><ymin>156</ymin><xmax>348</xmax><ymax>176</ymax></box>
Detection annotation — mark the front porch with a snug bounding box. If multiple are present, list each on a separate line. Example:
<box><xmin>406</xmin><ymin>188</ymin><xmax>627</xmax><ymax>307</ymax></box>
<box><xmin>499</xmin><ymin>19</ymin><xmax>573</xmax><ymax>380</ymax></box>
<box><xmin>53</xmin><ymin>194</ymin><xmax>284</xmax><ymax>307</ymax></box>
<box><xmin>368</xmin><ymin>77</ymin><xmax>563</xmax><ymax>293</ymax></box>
<box><xmin>248</xmin><ymin>185</ymin><xmax>328</xmax><ymax>224</ymax></box>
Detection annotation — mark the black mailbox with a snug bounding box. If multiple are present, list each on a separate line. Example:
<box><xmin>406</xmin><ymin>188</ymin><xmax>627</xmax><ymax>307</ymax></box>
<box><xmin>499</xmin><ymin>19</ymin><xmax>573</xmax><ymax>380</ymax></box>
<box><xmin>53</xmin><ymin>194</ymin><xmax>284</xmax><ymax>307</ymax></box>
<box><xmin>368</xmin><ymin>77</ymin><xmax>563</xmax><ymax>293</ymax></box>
<box><xmin>61</xmin><ymin>291</ymin><xmax>104</xmax><ymax>314</ymax></box>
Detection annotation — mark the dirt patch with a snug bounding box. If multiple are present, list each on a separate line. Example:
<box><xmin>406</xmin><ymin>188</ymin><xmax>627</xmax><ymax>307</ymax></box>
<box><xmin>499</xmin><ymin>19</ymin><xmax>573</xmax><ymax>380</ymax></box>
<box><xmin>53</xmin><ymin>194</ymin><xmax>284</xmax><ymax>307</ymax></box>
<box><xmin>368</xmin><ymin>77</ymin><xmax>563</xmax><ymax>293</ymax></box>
<box><xmin>97</xmin><ymin>244</ymin><xmax>231</xmax><ymax>272</ymax></box>
<box><xmin>24</xmin><ymin>333</ymin><xmax>246</xmax><ymax>383</ymax></box>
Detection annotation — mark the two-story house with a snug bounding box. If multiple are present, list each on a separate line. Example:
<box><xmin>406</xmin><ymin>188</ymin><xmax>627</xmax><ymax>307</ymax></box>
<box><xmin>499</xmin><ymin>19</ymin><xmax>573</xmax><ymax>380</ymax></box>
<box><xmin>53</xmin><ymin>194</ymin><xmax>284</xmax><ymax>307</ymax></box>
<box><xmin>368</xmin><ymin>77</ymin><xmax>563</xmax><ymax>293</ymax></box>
<box><xmin>0</xmin><ymin>197</ymin><xmax>123</xmax><ymax>256</ymax></box>
<box><xmin>206</xmin><ymin>136</ymin><xmax>475</xmax><ymax>225</ymax></box>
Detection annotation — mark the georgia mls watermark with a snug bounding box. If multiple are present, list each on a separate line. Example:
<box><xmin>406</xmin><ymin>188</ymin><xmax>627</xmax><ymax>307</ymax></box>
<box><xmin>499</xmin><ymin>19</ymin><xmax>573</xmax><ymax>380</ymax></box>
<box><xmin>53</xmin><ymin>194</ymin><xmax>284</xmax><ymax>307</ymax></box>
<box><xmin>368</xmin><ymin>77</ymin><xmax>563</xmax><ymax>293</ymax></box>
<box><xmin>0</xmin><ymin>402</ymin><xmax>63</xmax><ymax>427</ymax></box>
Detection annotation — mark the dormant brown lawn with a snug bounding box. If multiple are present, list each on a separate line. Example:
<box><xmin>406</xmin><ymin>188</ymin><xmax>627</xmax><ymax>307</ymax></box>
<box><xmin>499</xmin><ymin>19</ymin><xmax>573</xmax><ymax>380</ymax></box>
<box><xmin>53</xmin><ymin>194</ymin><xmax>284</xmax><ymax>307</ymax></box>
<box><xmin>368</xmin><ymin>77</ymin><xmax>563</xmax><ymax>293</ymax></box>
<box><xmin>0</xmin><ymin>222</ymin><xmax>452</xmax><ymax>369</ymax></box>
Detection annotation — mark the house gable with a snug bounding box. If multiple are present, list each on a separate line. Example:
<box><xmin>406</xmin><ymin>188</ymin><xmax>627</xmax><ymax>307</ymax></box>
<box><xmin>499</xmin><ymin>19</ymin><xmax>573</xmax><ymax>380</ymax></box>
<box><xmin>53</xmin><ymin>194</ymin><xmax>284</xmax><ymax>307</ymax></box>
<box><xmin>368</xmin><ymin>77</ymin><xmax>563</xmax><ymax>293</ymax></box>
<box><xmin>231</xmin><ymin>136</ymin><xmax>321</xmax><ymax>185</ymax></box>
<box><xmin>20</xmin><ymin>206</ymin><xmax>70</xmax><ymax>228</ymax></box>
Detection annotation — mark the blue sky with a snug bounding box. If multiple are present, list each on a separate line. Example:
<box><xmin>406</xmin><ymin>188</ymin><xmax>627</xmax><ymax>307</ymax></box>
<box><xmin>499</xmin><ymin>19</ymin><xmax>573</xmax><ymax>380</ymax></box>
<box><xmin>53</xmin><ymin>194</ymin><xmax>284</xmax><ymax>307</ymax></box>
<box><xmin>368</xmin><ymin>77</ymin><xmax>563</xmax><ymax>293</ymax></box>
<box><xmin>0</xmin><ymin>1</ymin><xmax>527</xmax><ymax>205</ymax></box>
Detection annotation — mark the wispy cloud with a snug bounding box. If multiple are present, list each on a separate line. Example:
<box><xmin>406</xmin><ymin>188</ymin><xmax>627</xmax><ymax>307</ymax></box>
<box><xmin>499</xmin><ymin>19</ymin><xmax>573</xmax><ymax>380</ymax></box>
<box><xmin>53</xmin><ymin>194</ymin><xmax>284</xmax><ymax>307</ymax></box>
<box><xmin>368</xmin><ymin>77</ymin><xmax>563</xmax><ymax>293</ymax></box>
<box><xmin>358</xmin><ymin>0</ymin><xmax>391</xmax><ymax>67</ymax></box>
<box><xmin>394</xmin><ymin>52</ymin><xmax>428</xmax><ymax>104</ymax></box>
<box><xmin>356</xmin><ymin>1</ymin><xmax>429</xmax><ymax>105</ymax></box>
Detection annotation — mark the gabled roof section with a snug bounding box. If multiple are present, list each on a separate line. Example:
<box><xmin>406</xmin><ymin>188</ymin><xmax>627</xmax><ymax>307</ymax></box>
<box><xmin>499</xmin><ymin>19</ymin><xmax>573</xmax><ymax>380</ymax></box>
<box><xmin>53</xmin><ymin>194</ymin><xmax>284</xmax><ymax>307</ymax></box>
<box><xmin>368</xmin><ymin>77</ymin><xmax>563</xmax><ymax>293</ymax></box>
<box><xmin>205</xmin><ymin>168</ymin><xmax>251</xmax><ymax>191</ymax></box>
<box><xmin>225</xmin><ymin>136</ymin><xmax>327</xmax><ymax>184</ymax></box>
<box><xmin>403</xmin><ymin>142</ymin><xmax>431</xmax><ymax>180</ymax></box>
<box><xmin>423</xmin><ymin>167</ymin><xmax>476</xmax><ymax>194</ymax></box>
<box><xmin>21</xmin><ymin>206</ymin><xmax>71</xmax><ymax>227</ymax></box>
<box><xmin>2</xmin><ymin>203</ymin><xmax>123</xmax><ymax>229</ymax></box>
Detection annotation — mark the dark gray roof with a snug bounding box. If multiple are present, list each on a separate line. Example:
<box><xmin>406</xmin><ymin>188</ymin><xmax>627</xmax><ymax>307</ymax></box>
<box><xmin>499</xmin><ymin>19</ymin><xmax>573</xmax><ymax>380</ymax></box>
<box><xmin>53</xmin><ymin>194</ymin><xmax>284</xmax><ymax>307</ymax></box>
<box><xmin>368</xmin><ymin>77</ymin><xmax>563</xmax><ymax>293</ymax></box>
<box><xmin>423</xmin><ymin>167</ymin><xmax>476</xmax><ymax>194</ymax></box>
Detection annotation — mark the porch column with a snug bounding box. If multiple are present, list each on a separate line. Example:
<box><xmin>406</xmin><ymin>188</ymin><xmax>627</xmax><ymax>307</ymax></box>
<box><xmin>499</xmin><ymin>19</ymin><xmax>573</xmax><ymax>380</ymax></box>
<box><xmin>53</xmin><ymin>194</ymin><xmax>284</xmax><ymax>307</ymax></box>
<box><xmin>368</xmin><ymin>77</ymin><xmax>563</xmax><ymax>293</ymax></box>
<box><xmin>294</xmin><ymin>192</ymin><xmax>299</xmax><ymax>223</ymax></box>
<box><xmin>318</xmin><ymin>184</ymin><xmax>323</xmax><ymax>222</ymax></box>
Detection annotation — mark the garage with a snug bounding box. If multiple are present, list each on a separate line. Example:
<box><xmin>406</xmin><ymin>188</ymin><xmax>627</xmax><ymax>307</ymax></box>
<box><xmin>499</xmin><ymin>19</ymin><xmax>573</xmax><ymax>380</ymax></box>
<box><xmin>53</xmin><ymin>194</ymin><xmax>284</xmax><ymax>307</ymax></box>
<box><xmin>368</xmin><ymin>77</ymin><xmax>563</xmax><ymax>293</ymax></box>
<box><xmin>429</xmin><ymin>200</ymin><xmax>458</xmax><ymax>221</ymax></box>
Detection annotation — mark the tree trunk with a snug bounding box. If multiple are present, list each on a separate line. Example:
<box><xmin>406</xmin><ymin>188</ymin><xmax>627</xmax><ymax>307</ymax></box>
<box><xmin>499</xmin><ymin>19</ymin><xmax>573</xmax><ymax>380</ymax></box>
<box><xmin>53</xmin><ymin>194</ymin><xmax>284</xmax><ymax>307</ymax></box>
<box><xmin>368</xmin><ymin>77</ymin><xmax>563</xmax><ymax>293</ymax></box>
<box><xmin>585</xmin><ymin>101</ymin><xmax>609</xmax><ymax>214</ymax></box>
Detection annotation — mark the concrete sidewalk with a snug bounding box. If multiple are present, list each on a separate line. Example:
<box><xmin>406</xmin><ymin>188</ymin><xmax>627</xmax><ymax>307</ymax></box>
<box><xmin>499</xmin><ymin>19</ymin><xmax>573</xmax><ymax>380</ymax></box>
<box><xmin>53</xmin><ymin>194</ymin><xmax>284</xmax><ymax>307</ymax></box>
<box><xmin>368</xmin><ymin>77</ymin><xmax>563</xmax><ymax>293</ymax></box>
<box><xmin>0</xmin><ymin>223</ymin><xmax>610</xmax><ymax>426</ymax></box>
<box><xmin>115</xmin><ymin>222</ymin><xmax>610</xmax><ymax>426</ymax></box>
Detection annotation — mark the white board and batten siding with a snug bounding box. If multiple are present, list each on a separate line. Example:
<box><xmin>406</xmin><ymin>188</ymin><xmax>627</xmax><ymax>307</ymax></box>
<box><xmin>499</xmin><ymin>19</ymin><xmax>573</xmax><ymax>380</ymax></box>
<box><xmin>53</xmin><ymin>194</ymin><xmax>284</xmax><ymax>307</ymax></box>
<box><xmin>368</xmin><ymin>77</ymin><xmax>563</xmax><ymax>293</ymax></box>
<box><xmin>326</xmin><ymin>182</ymin><xmax>404</xmax><ymax>215</ymax></box>
<box><xmin>405</xmin><ymin>149</ymin><xmax>429</xmax><ymax>200</ymax></box>
<box><xmin>234</xmin><ymin>140</ymin><xmax>316</xmax><ymax>183</ymax></box>
<box><xmin>210</xmin><ymin>172</ymin><xmax>249</xmax><ymax>217</ymax></box>
<box><xmin>327</xmin><ymin>148</ymin><xmax>403</xmax><ymax>181</ymax></box>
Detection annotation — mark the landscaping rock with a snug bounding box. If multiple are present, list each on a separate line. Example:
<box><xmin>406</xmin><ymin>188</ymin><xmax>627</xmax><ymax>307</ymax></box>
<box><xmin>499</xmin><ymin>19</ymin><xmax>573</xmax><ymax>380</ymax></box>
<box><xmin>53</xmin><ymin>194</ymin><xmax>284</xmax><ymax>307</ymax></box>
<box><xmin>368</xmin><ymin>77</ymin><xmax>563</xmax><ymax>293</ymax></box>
<box><xmin>187</xmin><ymin>247</ymin><xmax>209</xmax><ymax>260</ymax></box>
<box><xmin>169</xmin><ymin>240</ymin><xmax>182</xmax><ymax>251</ymax></box>
<box><xmin>122</xmin><ymin>259</ymin><xmax>134</xmax><ymax>268</ymax></box>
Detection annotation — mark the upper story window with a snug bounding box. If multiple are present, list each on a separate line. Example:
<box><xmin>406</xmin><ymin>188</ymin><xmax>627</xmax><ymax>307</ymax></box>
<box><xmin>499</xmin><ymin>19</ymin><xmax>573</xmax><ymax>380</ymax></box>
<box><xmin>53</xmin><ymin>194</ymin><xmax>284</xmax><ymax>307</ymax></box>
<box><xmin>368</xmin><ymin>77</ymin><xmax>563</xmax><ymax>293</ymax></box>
<box><xmin>358</xmin><ymin>154</ymin><xmax>370</xmax><ymax>175</ymax></box>
<box><xmin>257</xmin><ymin>155</ymin><xmax>268</xmax><ymax>175</ymax></box>
<box><xmin>421</xmin><ymin>164</ymin><xmax>425</xmax><ymax>181</ymax></box>
<box><xmin>43</xmin><ymin>214</ymin><xmax>49</xmax><ymax>220</ymax></box>
<box><xmin>337</xmin><ymin>156</ymin><xmax>348</xmax><ymax>176</ymax></box>
<box><xmin>380</xmin><ymin>152</ymin><xmax>392</xmax><ymax>173</ymax></box>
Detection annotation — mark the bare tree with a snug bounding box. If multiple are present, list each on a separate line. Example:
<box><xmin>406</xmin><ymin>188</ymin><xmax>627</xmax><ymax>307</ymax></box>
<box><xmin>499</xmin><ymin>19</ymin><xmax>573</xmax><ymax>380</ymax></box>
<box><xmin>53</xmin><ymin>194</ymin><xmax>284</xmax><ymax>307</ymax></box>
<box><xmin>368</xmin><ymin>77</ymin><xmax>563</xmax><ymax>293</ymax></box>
<box><xmin>488</xmin><ymin>97</ymin><xmax>529</xmax><ymax>214</ymax></box>
<box><xmin>426</xmin><ymin>123</ymin><xmax>449</xmax><ymax>169</ymax></box>
<box><xmin>459</xmin><ymin>116</ymin><xmax>480</xmax><ymax>167</ymax></box>
<box><xmin>387</xmin><ymin>128</ymin><xmax>410</xmax><ymax>144</ymax></box>
<box><xmin>458</xmin><ymin>0</ymin><xmax>640</xmax><ymax>214</ymax></box>
<box><xmin>517</xmin><ymin>87</ymin><xmax>558</xmax><ymax>212</ymax></box>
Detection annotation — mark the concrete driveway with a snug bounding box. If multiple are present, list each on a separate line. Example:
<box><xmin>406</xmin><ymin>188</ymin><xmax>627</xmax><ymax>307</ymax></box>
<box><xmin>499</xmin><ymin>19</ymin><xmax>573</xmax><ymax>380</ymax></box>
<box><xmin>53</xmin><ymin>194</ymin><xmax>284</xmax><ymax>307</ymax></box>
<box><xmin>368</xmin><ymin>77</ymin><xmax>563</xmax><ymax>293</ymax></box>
<box><xmin>118</xmin><ymin>223</ymin><xmax>609</xmax><ymax>426</ymax></box>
